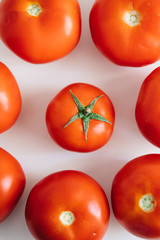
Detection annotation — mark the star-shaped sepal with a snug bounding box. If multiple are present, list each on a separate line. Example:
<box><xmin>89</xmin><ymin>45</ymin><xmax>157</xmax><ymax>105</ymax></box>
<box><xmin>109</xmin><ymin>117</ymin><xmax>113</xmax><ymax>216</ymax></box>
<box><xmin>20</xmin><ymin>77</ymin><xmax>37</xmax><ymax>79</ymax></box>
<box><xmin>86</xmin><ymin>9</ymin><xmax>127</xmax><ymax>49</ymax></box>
<box><xmin>63</xmin><ymin>90</ymin><xmax>112</xmax><ymax>140</ymax></box>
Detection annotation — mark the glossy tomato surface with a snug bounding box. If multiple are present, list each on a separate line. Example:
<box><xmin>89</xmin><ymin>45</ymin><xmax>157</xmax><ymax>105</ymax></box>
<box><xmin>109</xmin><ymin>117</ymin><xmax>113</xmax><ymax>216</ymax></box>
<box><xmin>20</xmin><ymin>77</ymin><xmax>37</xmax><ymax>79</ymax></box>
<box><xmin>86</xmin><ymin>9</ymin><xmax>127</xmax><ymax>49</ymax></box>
<box><xmin>89</xmin><ymin>0</ymin><xmax>160</xmax><ymax>67</ymax></box>
<box><xmin>135</xmin><ymin>67</ymin><xmax>160</xmax><ymax>148</ymax></box>
<box><xmin>25</xmin><ymin>170</ymin><xmax>110</xmax><ymax>240</ymax></box>
<box><xmin>0</xmin><ymin>0</ymin><xmax>81</xmax><ymax>63</ymax></box>
<box><xmin>111</xmin><ymin>154</ymin><xmax>160</xmax><ymax>238</ymax></box>
<box><xmin>0</xmin><ymin>147</ymin><xmax>25</xmax><ymax>222</ymax></box>
<box><xmin>46</xmin><ymin>83</ymin><xmax>115</xmax><ymax>152</ymax></box>
<box><xmin>0</xmin><ymin>62</ymin><xmax>21</xmax><ymax>133</ymax></box>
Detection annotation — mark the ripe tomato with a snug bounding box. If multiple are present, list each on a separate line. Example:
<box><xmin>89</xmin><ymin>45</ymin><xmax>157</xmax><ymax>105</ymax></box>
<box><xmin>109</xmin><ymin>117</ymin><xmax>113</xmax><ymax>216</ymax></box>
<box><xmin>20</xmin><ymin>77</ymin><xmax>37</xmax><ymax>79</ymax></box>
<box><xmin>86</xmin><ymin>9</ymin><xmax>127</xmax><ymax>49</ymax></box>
<box><xmin>0</xmin><ymin>147</ymin><xmax>25</xmax><ymax>222</ymax></box>
<box><xmin>111</xmin><ymin>154</ymin><xmax>160</xmax><ymax>238</ymax></box>
<box><xmin>89</xmin><ymin>0</ymin><xmax>160</xmax><ymax>67</ymax></box>
<box><xmin>25</xmin><ymin>170</ymin><xmax>110</xmax><ymax>240</ymax></box>
<box><xmin>0</xmin><ymin>0</ymin><xmax>81</xmax><ymax>63</ymax></box>
<box><xmin>46</xmin><ymin>83</ymin><xmax>115</xmax><ymax>152</ymax></box>
<box><xmin>135</xmin><ymin>67</ymin><xmax>160</xmax><ymax>148</ymax></box>
<box><xmin>0</xmin><ymin>62</ymin><xmax>21</xmax><ymax>133</ymax></box>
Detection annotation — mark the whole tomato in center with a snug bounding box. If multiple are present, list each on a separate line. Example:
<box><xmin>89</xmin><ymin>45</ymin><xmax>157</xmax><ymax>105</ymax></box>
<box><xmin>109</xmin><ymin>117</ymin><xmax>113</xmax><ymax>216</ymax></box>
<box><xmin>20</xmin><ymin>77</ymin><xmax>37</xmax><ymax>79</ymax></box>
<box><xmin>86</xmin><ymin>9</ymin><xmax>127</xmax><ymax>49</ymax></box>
<box><xmin>0</xmin><ymin>0</ymin><xmax>81</xmax><ymax>63</ymax></box>
<box><xmin>46</xmin><ymin>83</ymin><xmax>115</xmax><ymax>152</ymax></box>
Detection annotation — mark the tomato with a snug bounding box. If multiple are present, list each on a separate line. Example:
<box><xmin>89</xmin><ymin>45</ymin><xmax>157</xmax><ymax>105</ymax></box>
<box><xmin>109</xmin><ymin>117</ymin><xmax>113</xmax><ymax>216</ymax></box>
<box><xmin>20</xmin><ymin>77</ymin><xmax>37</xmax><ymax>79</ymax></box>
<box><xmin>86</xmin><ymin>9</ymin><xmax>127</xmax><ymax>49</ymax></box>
<box><xmin>0</xmin><ymin>147</ymin><xmax>25</xmax><ymax>222</ymax></box>
<box><xmin>0</xmin><ymin>0</ymin><xmax>81</xmax><ymax>64</ymax></box>
<box><xmin>135</xmin><ymin>67</ymin><xmax>160</xmax><ymax>148</ymax></box>
<box><xmin>25</xmin><ymin>170</ymin><xmax>110</xmax><ymax>240</ymax></box>
<box><xmin>111</xmin><ymin>154</ymin><xmax>160</xmax><ymax>238</ymax></box>
<box><xmin>89</xmin><ymin>0</ymin><xmax>160</xmax><ymax>67</ymax></box>
<box><xmin>0</xmin><ymin>62</ymin><xmax>21</xmax><ymax>133</ymax></box>
<box><xmin>45</xmin><ymin>83</ymin><xmax>115</xmax><ymax>152</ymax></box>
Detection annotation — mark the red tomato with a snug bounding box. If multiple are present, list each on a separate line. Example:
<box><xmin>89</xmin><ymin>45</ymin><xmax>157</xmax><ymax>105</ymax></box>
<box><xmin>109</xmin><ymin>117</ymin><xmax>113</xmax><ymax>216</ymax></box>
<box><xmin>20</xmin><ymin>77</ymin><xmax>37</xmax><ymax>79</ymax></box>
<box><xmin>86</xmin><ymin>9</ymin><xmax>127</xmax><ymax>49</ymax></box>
<box><xmin>135</xmin><ymin>67</ymin><xmax>160</xmax><ymax>148</ymax></box>
<box><xmin>89</xmin><ymin>0</ymin><xmax>160</xmax><ymax>67</ymax></box>
<box><xmin>0</xmin><ymin>62</ymin><xmax>21</xmax><ymax>133</ymax></box>
<box><xmin>0</xmin><ymin>147</ymin><xmax>25</xmax><ymax>222</ymax></box>
<box><xmin>111</xmin><ymin>154</ymin><xmax>160</xmax><ymax>238</ymax></box>
<box><xmin>46</xmin><ymin>83</ymin><xmax>115</xmax><ymax>152</ymax></box>
<box><xmin>0</xmin><ymin>0</ymin><xmax>81</xmax><ymax>63</ymax></box>
<box><xmin>25</xmin><ymin>170</ymin><xmax>110</xmax><ymax>240</ymax></box>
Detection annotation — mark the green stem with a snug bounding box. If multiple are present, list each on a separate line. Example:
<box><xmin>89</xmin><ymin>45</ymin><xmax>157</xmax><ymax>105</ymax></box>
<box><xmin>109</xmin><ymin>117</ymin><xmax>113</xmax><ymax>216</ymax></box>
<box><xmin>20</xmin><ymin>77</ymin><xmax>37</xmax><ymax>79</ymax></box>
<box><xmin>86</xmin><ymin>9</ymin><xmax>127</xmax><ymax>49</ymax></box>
<box><xmin>63</xmin><ymin>89</ymin><xmax>112</xmax><ymax>140</ymax></box>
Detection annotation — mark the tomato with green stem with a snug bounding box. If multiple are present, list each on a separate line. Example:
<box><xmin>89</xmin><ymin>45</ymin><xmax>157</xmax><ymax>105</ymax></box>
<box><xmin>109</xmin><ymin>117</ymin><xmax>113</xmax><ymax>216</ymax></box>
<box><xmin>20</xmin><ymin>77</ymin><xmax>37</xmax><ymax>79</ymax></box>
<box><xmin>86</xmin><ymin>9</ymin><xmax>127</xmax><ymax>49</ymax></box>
<box><xmin>25</xmin><ymin>170</ymin><xmax>110</xmax><ymax>240</ymax></box>
<box><xmin>89</xmin><ymin>0</ymin><xmax>160</xmax><ymax>67</ymax></box>
<box><xmin>0</xmin><ymin>0</ymin><xmax>81</xmax><ymax>63</ymax></box>
<box><xmin>46</xmin><ymin>83</ymin><xmax>115</xmax><ymax>152</ymax></box>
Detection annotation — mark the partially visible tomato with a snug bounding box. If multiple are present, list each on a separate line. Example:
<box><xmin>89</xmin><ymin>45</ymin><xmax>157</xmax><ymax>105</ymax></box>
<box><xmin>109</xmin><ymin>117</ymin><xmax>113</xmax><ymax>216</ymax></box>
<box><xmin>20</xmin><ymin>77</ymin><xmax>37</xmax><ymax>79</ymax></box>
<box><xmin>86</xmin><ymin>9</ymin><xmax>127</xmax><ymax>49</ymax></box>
<box><xmin>0</xmin><ymin>0</ymin><xmax>81</xmax><ymax>63</ymax></box>
<box><xmin>111</xmin><ymin>154</ymin><xmax>160</xmax><ymax>239</ymax></box>
<box><xmin>0</xmin><ymin>62</ymin><xmax>21</xmax><ymax>133</ymax></box>
<box><xmin>89</xmin><ymin>0</ymin><xmax>160</xmax><ymax>67</ymax></box>
<box><xmin>46</xmin><ymin>83</ymin><xmax>115</xmax><ymax>152</ymax></box>
<box><xmin>135</xmin><ymin>67</ymin><xmax>160</xmax><ymax>148</ymax></box>
<box><xmin>0</xmin><ymin>147</ymin><xmax>25</xmax><ymax>222</ymax></box>
<box><xmin>25</xmin><ymin>170</ymin><xmax>110</xmax><ymax>240</ymax></box>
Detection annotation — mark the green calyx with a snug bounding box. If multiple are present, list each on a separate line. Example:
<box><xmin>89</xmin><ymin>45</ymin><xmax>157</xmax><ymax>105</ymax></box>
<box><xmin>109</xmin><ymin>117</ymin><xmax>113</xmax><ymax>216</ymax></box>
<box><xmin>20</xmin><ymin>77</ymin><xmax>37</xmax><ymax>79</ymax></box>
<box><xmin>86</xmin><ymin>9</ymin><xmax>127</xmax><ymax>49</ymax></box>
<box><xmin>63</xmin><ymin>90</ymin><xmax>112</xmax><ymax>140</ymax></box>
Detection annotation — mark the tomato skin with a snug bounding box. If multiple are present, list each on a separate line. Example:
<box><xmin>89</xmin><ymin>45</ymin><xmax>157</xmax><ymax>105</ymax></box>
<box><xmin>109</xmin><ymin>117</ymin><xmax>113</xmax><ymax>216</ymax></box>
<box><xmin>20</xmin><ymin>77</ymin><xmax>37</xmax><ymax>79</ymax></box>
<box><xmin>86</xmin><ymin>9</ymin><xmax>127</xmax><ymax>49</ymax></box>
<box><xmin>89</xmin><ymin>0</ymin><xmax>160</xmax><ymax>67</ymax></box>
<box><xmin>0</xmin><ymin>0</ymin><xmax>81</xmax><ymax>63</ymax></box>
<box><xmin>135</xmin><ymin>67</ymin><xmax>160</xmax><ymax>148</ymax></box>
<box><xmin>111</xmin><ymin>154</ymin><xmax>160</xmax><ymax>239</ymax></box>
<box><xmin>45</xmin><ymin>83</ymin><xmax>115</xmax><ymax>152</ymax></box>
<box><xmin>0</xmin><ymin>147</ymin><xmax>25</xmax><ymax>222</ymax></box>
<box><xmin>25</xmin><ymin>170</ymin><xmax>110</xmax><ymax>240</ymax></box>
<box><xmin>0</xmin><ymin>62</ymin><xmax>21</xmax><ymax>133</ymax></box>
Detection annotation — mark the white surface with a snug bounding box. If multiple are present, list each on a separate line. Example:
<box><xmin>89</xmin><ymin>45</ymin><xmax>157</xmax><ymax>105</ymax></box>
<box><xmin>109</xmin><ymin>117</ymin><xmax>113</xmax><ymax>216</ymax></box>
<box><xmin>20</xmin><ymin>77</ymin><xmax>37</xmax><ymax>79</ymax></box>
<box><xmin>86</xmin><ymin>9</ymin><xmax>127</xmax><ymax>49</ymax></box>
<box><xmin>0</xmin><ymin>0</ymin><xmax>160</xmax><ymax>239</ymax></box>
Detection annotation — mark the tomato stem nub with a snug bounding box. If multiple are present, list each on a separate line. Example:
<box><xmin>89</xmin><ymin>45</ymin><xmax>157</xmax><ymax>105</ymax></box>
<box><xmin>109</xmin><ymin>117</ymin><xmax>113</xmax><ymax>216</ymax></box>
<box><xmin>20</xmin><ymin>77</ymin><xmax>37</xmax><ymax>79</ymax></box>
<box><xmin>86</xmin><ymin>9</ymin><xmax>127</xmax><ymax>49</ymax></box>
<box><xmin>63</xmin><ymin>90</ymin><xmax>112</xmax><ymax>140</ymax></box>
<box><xmin>27</xmin><ymin>3</ymin><xmax>42</xmax><ymax>17</ymax></box>
<box><xmin>139</xmin><ymin>194</ymin><xmax>156</xmax><ymax>212</ymax></box>
<box><xmin>59</xmin><ymin>211</ymin><xmax>75</xmax><ymax>226</ymax></box>
<box><xmin>123</xmin><ymin>10</ymin><xmax>141</xmax><ymax>27</ymax></box>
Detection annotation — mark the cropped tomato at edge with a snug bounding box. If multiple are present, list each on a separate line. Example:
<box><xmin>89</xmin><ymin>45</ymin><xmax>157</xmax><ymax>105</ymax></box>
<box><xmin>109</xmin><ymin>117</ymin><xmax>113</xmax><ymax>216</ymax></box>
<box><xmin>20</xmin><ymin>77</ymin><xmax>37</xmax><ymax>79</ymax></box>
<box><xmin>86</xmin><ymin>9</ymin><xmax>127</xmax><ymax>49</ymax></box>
<box><xmin>135</xmin><ymin>67</ymin><xmax>160</xmax><ymax>148</ymax></box>
<box><xmin>89</xmin><ymin>0</ymin><xmax>160</xmax><ymax>67</ymax></box>
<box><xmin>0</xmin><ymin>147</ymin><xmax>26</xmax><ymax>222</ymax></box>
<box><xmin>45</xmin><ymin>83</ymin><xmax>115</xmax><ymax>152</ymax></box>
<box><xmin>111</xmin><ymin>154</ymin><xmax>160</xmax><ymax>239</ymax></box>
<box><xmin>25</xmin><ymin>170</ymin><xmax>110</xmax><ymax>240</ymax></box>
<box><xmin>0</xmin><ymin>62</ymin><xmax>21</xmax><ymax>133</ymax></box>
<box><xmin>0</xmin><ymin>0</ymin><xmax>81</xmax><ymax>63</ymax></box>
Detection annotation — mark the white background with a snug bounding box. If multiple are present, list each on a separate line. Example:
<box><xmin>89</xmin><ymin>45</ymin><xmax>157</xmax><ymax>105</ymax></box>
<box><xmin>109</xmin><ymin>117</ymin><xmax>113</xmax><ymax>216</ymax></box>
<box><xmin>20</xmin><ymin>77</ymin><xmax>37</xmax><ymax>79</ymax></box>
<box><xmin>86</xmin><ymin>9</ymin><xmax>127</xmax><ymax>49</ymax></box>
<box><xmin>0</xmin><ymin>0</ymin><xmax>160</xmax><ymax>239</ymax></box>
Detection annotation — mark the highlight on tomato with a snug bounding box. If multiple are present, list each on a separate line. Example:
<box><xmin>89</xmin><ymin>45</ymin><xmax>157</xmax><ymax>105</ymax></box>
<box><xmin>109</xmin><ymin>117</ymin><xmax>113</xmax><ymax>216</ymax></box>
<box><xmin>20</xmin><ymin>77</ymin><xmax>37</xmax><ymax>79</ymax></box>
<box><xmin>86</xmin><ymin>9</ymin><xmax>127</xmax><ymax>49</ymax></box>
<box><xmin>0</xmin><ymin>0</ymin><xmax>81</xmax><ymax>63</ymax></box>
<box><xmin>25</xmin><ymin>170</ymin><xmax>110</xmax><ymax>240</ymax></box>
<box><xmin>46</xmin><ymin>83</ymin><xmax>115</xmax><ymax>152</ymax></box>
<box><xmin>135</xmin><ymin>67</ymin><xmax>160</xmax><ymax>148</ymax></box>
<box><xmin>89</xmin><ymin>0</ymin><xmax>160</xmax><ymax>67</ymax></box>
<box><xmin>111</xmin><ymin>154</ymin><xmax>160</xmax><ymax>239</ymax></box>
<box><xmin>0</xmin><ymin>147</ymin><xmax>25</xmax><ymax>222</ymax></box>
<box><xmin>0</xmin><ymin>62</ymin><xmax>21</xmax><ymax>133</ymax></box>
